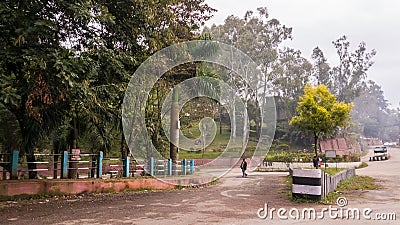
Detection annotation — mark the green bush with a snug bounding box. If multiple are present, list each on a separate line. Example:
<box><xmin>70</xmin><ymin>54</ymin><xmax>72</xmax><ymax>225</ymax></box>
<box><xmin>265</xmin><ymin>150</ymin><xmax>315</xmax><ymax>163</ymax></box>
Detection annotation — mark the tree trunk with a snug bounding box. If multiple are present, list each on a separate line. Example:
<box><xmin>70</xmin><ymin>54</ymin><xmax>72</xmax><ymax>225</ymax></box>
<box><xmin>314</xmin><ymin>133</ymin><xmax>318</xmax><ymax>157</ymax></box>
<box><xmin>19</xmin><ymin>120</ymin><xmax>37</xmax><ymax>179</ymax></box>
<box><xmin>231</xmin><ymin>103</ymin><xmax>236</xmax><ymax>145</ymax></box>
<box><xmin>219</xmin><ymin>106</ymin><xmax>222</xmax><ymax>135</ymax></box>
<box><xmin>242</xmin><ymin>69</ymin><xmax>249</xmax><ymax>155</ymax></box>
<box><xmin>120</xmin><ymin>127</ymin><xmax>128</xmax><ymax>177</ymax></box>
<box><xmin>201</xmin><ymin>123</ymin><xmax>206</xmax><ymax>158</ymax></box>
<box><xmin>26</xmin><ymin>151</ymin><xmax>37</xmax><ymax>179</ymax></box>
<box><xmin>68</xmin><ymin>118</ymin><xmax>78</xmax><ymax>179</ymax></box>
<box><xmin>241</xmin><ymin>67</ymin><xmax>250</xmax><ymax>156</ymax></box>
<box><xmin>120</xmin><ymin>124</ymin><xmax>127</xmax><ymax>158</ymax></box>
<box><xmin>229</xmin><ymin>44</ymin><xmax>236</xmax><ymax>145</ymax></box>
<box><xmin>53</xmin><ymin>152</ymin><xmax>59</xmax><ymax>179</ymax></box>
<box><xmin>170</xmin><ymin>87</ymin><xmax>179</xmax><ymax>175</ymax></box>
<box><xmin>52</xmin><ymin>138</ymin><xmax>61</xmax><ymax>179</ymax></box>
<box><xmin>260</xmin><ymin>75</ymin><xmax>268</xmax><ymax>145</ymax></box>
<box><xmin>242</xmin><ymin>103</ymin><xmax>248</xmax><ymax>156</ymax></box>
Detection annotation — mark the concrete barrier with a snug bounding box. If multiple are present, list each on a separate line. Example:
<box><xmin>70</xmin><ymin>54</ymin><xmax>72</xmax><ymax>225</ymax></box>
<box><xmin>292</xmin><ymin>168</ymin><xmax>355</xmax><ymax>200</ymax></box>
<box><xmin>321</xmin><ymin>169</ymin><xmax>355</xmax><ymax>199</ymax></box>
<box><xmin>292</xmin><ymin>169</ymin><xmax>322</xmax><ymax>200</ymax></box>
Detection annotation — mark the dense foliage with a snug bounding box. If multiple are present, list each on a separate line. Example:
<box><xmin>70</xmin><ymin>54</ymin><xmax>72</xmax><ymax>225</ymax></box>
<box><xmin>290</xmin><ymin>84</ymin><xmax>353</xmax><ymax>156</ymax></box>
<box><xmin>0</xmin><ymin>0</ymin><xmax>215</xmax><ymax>178</ymax></box>
<box><xmin>0</xmin><ymin>3</ymin><xmax>396</xmax><ymax>179</ymax></box>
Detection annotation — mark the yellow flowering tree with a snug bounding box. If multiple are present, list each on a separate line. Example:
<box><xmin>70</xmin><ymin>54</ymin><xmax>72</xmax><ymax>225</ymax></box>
<box><xmin>290</xmin><ymin>84</ymin><xmax>353</xmax><ymax>156</ymax></box>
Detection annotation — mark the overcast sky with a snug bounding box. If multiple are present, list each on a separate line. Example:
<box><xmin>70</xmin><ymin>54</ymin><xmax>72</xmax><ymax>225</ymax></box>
<box><xmin>204</xmin><ymin>0</ymin><xmax>400</xmax><ymax>108</ymax></box>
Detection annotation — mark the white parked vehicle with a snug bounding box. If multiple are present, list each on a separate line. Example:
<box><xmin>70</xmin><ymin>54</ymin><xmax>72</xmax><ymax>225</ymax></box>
<box><xmin>370</xmin><ymin>146</ymin><xmax>389</xmax><ymax>161</ymax></box>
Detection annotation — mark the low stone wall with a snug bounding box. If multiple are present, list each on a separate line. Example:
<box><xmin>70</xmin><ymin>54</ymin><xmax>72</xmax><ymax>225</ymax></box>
<box><xmin>259</xmin><ymin>161</ymin><xmax>362</xmax><ymax>171</ymax></box>
<box><xmin>0</xmin><ymin>178</ymin><xmax>176</xmax><ymax>199</ymax></box>
<box><xmin>292</xmin><ymin>168</ymin><xmax>356</xmax><ymax>200</ymax></box>
<box><xmin>321</xmin><ymin>168</ymin><xmax>355</xmax><ymax>199</ymax></box>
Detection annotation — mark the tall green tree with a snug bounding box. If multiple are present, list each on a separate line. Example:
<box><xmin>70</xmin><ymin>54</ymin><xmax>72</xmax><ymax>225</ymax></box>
<box><xmin>290</xmin><ymin>84</ymin><xmax>353</xmax><ymax>156</ymax></box>
<box><xmin>330</xmin><ymin>35</ymin><xmax>376</xmax><ymax>103</ymax></box>
<box><xmin>0</xmin><ymin>0</ymin><xmax>100</xmax><ymax>178</ymax></box>
<box><xmin>0</xmin><ymin>0</ymin><xmax>215</xmax><ymax>178</ymax></box>
<box><xmin>95</xmin><ymin>0</ymin><xmax>215</xmax><ymax>160</ymax></box>
<box><xmin>272</xmin><ymin>47</ymin><xmax>312</xmax><ymax>118</ymax></box>
<box><xmin>311</xmin><ymin>46</ymin><xmax>331</xmax><ymax>87</ymax></box>
<box><xmin>272</xmin><ymin>47</ymin><xmax>312</xmax><ymax>144</ymax></box>
<box><xmin>205</xmin><ymin>7</ymin><xmax>292</xmax><ymax>143</ymax></box>
<box><xmin>351</xmin><ymin>80</ymin><xmax>399</xmax><ymax>140</ymax></box>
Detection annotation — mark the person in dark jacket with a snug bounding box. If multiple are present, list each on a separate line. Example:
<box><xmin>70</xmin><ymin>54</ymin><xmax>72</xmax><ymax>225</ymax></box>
<box><xmin>240</xmin><ymin>158</ymin><xmax>248</xmax><ymax>177</ymax></box>
<box><xmin>312</xmin><ymin>155</ymin><xmax>319</xmax><ymax>168</ymax></box>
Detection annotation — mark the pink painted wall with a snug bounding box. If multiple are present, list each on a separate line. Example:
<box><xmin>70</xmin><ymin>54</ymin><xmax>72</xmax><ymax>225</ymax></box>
<box><xmin>0</xmin><ymin>178</ymin><xmax>175</xmax><ymax>198</ymax></box>
<box><xmin>320</xmin><ymin>138</ymin><xmax>357</xmax><ymax>156</ymax></box>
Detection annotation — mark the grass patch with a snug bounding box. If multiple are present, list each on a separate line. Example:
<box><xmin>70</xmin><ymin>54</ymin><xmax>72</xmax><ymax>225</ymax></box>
<box><xmin>0</xmin><ymin>193</ymin><xmax>54</xmax><ymax>202</ymax></box>
<box><xmin>320</xmin><ymin>167</ymin><xmax>346</xmax><ymax>175</ymax></box>
<box><xmin>178</xmin><ymin>123</ymin><xmax>258</xmax><ymax>159</ymax></box>
<box><xmin>179</xmin><ymin>150</ymin><xmax>222</xmax><ymax>159</ymax></box>
<box><xmin>173</xmin><ymin>177</ymin><xmax>218</xmax><ymax>190</ymax></box>
<box><xmin>355</xmin><ymin>162</ymin><xmax>368</xmax><ymax>169</ymax></box>
<box><xmin>360</xmin><ymin>149</ymin><xmax>369</xmax><ymax>157</ymax></box>
<box><xmin>278</xmin><ymin>176</ymin><xmax>293</xmax><ymax>200</ymax></box>
<box><xmin>337</xmin><ymin>175</ymin><xmax>380</xmax><ymax>191</ymax></box>
<box><xmin>322</xmin><ymin>175</ymin><xmax>380</xmax><ymax>204</ymax></box>
<box><xmin>174</xmin><ymin>185</ymin><xmax>186</xmax><ymax>190</ymax></box>
<box><xmin>209</xmin><ymin>178</ymin><xmax>218</xmax><ymax>185</ymax></box>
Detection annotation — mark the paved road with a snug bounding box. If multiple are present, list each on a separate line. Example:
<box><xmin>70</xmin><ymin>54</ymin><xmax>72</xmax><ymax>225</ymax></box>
<box><xmin>345</xmin><ymin>147</ymin><xmax>400</xmax><ymax>223</ymax></box>
<box><xmin>1</xmin><ymin>148</ymin><xmax>399</xmax><ymax>224</ymax></box>
<box><xmin>280</xmin><ymin>147</ymin><xmax>400</xmax><ymax>225</ymax></box>
<box><xmin>0</xmin><ymin>170</ymin><xmax>297</xmax><ymax>225</ymax></box>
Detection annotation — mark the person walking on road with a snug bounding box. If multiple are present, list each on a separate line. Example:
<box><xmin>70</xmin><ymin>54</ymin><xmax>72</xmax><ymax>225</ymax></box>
<box><xmin>312</xmin><ymin>155</ymin><xmax>319</xmax><ymax>168</ymax></box>
<box><xmin>240</xmin><ymin>158</ymin><xmax>248</xmax><ymax>177</ymax></box>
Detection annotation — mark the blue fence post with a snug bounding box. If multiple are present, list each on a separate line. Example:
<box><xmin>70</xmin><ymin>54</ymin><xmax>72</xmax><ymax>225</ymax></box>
<box><xmin>61</xmin><ymin>151</ymin><xmax>68</xmax><ymax>179</ymax></box>
<box><xmin>97</xmin><ymin>151</ymin><xmax>103</xmax><ymax>178</ymax></box>
<box><xmin>10</xmin><ymin>150</ymin><xmax>19</xmax><ymax>180</ymax></box>
<box><xmin>168</xmin><ymin>159</ymin><xmax>172</xmax><ymax>176</ymax></box>
<box><xmin>182</xmin><ymin>159</ymin><xmax>186</xmax><ymax>175</ymax></box>
<box><xmin>123</xmin><ymin>156</ymin><xmax>130</xmax><ymax>177</ymax></box>
<box><xmin>189</xmin><ymin>160</ymin><xmax>194</xmax><ymax>174</ymax></box>
<box><xmin>150</xmin><ymin>157</ymin><xmax>154</xmax><ymax>176</ymax></box>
